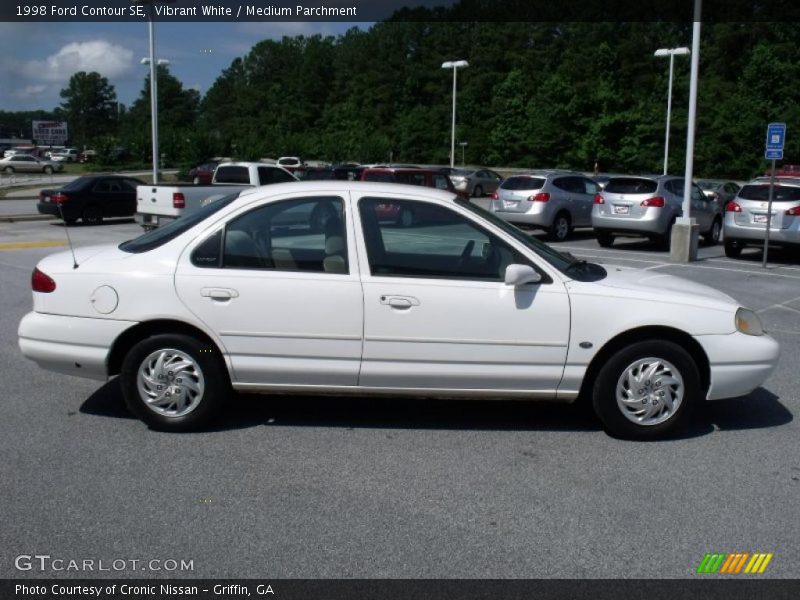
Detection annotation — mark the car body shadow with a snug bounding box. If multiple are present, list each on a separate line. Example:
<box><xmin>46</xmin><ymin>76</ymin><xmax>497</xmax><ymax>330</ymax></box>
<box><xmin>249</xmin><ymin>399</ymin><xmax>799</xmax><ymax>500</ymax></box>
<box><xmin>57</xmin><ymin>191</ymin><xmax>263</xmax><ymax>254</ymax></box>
<box><xmin>80</xmin><ymin>380</ymin><xmax>791</xmax><ymax>439</ymax></box>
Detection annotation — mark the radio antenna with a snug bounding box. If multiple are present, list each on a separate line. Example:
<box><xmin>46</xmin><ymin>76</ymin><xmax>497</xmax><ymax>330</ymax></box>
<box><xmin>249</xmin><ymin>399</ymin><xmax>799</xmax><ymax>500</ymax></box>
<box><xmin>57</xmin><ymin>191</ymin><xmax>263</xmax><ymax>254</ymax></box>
<box><xmin>56</xmin><ymin>201</ymin><xmax>79</xmax><ymax>269</ymax></box>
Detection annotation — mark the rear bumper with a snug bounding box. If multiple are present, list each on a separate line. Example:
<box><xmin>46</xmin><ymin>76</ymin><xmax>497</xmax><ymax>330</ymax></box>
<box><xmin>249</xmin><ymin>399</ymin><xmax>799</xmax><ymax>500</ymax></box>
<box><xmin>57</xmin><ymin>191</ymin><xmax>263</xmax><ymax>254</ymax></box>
<box><xmin>724</xmin><ymin>215</ymin><xmax>800</xmax><ymax>245</ymax></box>
<box><xmin>18</xmin><ymin>312</ymin><xmax>135</xmax><ymax>381</ymax></box>
<box><xmin>694</xmin><ymin>332</ymin><xmax>780</xmax><ymax>400</ymax></box>
<box><xmin>134</xmin><ymin>213</ymin><xmax>176</xmax><ymax>228</ymax></box>
<box><xmin>592</xmin><ymin>209</ymin><xmax>672</xmax><ymax>235</ymax></box>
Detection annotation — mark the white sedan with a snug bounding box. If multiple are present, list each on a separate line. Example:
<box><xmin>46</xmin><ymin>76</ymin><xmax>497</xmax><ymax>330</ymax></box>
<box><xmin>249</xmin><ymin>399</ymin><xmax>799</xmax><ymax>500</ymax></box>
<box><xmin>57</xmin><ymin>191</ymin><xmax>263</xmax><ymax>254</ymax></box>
<box><xmin>18</xmin><ymin>182</ymin><xmax>779</xmax><ymax>438</ymax></box>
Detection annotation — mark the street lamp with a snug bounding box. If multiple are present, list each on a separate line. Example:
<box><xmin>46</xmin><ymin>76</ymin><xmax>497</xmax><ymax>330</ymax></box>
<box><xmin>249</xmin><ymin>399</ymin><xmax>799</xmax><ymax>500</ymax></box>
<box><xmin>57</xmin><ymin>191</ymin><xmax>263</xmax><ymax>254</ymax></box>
<box><xmin>140</xmin><ymin>57</ymin><xmax>170</xmax><ymax>181</ymax></box>
<box><xmin>133</xmin><ymin>0</ymin><xmax>176</xmax><ymax>184</ymax></box>
<box><xmin>459</xmin><ymin>141</ymin><xmax>468</xmax><ymax>166</ymax></box>
<box><xmin>654</xmin><ymin>47</ymin><xmax>690</xmax><ymax>176</ymax></box>
<box><xmin>442</xmin><ymin>60</ymin><xmax>469</xmax><ymax>168</ymax></box>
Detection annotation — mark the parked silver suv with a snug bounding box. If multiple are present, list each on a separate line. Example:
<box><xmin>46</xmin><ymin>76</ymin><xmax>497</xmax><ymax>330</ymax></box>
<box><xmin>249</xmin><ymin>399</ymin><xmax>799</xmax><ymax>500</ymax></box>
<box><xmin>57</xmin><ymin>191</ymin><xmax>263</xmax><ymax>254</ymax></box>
<box><xmin>592</xmin><ymin>175</ymin><xmax>722</xmax><ymax>247</ymax></box>
<box><xmin>489</xmin><ymin>171</ymin><xmax>599</xmax><ymax>241</ymax></box>
<box><xmin>723</xmin><ymin>177</ymin><xmax>800</xmax><ymax>258</ymax></box>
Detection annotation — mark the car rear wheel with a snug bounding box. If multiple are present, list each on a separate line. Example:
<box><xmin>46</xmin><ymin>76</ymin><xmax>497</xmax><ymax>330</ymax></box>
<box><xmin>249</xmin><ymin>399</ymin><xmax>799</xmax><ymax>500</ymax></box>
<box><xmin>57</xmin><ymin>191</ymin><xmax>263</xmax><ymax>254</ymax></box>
<box><xmin>592</xmin><ymin>340</ymin><xmax>699</xmax><ymax>439</ymax></box>
<box><xmin>82</xmin><ymin>205</ymin><xmax>102</xmax><ymax>225</ymax></box>
<box><xmin>596</xmin><ymin>230</ymin><xmax>614</xmax><ymax>247</ymax></box>
<box><xmin>4</xmin><ymin>167</ymin><xmax>14</xmax><ymax>174</ymax></box>
<box><xmin>121</xmin><ymin>334</ymin><xmax>229</xmax><ymax>431</ymax></box>
<box><xmin>548</xmin><ymin>212</ymin><xmax>571</xmax><ymax>242</ymax></box>
<box><xmin>703</xmin><ymin>217</ymin><xmax>722</xmax><ymax>245</ymax></box>
<box><xmin>43</xmin><ymin>166</ymin><xmax>53</xmax><ymax>175</ymax></box>
<box><xmin>473</xmin><ymin>185</ymin><xmax>484</xmax><ymax>197</ymax></box>
<box><xmin>724</xmin><ymin>239</ymin><xmax>743</xmax><ymax>258</ymax></box>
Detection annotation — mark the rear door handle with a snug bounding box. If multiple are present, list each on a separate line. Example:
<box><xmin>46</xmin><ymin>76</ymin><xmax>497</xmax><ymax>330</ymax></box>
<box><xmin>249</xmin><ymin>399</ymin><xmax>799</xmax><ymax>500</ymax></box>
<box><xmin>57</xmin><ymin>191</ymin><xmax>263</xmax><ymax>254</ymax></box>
<box><xmin>201</xmin><ymin>287</ymin><xmax>239</xmax><ymax>300</ymax></box>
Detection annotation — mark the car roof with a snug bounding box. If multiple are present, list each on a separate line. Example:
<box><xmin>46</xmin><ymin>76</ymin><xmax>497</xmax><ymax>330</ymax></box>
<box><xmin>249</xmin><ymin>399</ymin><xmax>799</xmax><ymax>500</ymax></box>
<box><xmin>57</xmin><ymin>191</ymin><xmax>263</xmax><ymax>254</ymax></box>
<box><xmin>362</xmin><ymin>167</ymin><xmax>440</xmax><ymax>174</ymax></box>
<box><xmin>236</xmin><ymin>179</ymin><xmax>460</xmax><ymax>202</ymax></box>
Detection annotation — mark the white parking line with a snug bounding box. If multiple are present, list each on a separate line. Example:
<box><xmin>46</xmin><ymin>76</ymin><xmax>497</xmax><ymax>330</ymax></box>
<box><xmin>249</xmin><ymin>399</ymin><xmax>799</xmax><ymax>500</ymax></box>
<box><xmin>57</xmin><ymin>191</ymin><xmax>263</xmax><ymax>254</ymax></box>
<box><xmin>757</xmin><ymin>295</ymin><xmax>800</xmax><ymax>315</ymax></box>
<box><xmin>558</xmin><ymin>246</ymin><xmax>800</xmax><ymax>281</ymax></box>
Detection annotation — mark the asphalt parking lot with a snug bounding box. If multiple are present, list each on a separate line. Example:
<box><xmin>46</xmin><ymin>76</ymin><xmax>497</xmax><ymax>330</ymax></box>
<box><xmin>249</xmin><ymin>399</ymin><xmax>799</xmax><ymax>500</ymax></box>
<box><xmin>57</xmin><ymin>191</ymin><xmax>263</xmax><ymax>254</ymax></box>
<box><xmin>1</xmin><ymin>218</ymin><xmax>798</xmax><ymax>579</ymax></box>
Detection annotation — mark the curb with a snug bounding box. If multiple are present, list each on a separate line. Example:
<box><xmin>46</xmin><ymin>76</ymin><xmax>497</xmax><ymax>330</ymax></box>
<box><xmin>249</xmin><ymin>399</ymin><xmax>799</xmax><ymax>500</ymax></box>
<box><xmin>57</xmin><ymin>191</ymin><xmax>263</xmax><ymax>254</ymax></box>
<box><xmin>0</xmin><ymin>215</ymin><xmax>57</xmax><ymax>223</ymax></box>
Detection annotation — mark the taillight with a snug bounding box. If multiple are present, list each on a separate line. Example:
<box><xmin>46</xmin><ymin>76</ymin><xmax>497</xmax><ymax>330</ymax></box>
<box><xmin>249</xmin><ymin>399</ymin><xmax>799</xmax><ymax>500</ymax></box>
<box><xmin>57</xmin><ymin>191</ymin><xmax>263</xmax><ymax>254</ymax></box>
<box><xmin>529</xmin><ymin>192</ymin><xmax>550</xmax><ymax>202</ymax></box>
<box><xmin>490</xmin><ymin>191</ymin><xmax>498</xmax><ymax>200</ymax></box>
<box><xmin>32</xmin><ymin>267</ymin><xmax>56</xmax><ymax>293</ymax></box>
<box><xmin>640</xmin><ymin>196</ymin><xmax>665</xmax><ymax>208</ymax></box>
<box><xmin>726</xmin><ymin>201</ymin><xmax>742</xmax><ymax>213</ymax></box>
<box><xmin>52</xmin><ymin>193</ymin><xmax>69</xmax><ymax>204</ymax></box>
<box><xmin>786</xmin><ymin>206</ymin><xmax>800</xmax><ymax>216</ymax></box>
<box><xmin>593</xmin><ymin>194</ymin><xmax>604</xmax><ymax>204</ymax></box>
<box><xmin>173</xmin><ymin>192</ymin><xmax>186</xmax><ymax>209</ymax></box>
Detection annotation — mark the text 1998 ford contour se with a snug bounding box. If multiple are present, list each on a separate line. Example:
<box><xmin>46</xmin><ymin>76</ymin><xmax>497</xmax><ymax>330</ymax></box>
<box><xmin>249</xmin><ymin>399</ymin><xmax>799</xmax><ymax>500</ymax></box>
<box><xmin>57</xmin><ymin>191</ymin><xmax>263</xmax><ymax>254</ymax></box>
<box><xmin>18</xmin><ymin>182</ymin><xmax>779</xmax><ymax>439</ymax></box>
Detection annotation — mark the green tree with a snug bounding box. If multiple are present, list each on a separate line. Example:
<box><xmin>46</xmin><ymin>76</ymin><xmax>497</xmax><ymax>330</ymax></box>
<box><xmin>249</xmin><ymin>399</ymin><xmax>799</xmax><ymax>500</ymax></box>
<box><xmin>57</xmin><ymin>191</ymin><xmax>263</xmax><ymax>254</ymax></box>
<box><xmin>58</xmin><ymin>71</ymin><xmax>118</xmax><ymax>148</ymax></box>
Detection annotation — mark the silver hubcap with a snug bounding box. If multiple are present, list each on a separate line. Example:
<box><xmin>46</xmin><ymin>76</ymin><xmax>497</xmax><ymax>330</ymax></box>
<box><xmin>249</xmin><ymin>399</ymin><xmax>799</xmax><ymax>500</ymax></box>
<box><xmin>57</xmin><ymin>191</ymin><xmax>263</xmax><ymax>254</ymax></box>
<box><xmin>137</xmin><ymin>348</ymin><xmax>205</xmax><ymax>417</ymax></box>
<box><xmin>616</xmin><ymin>357</ymin><xmax>683</xmax><ymax>426</ymax></box>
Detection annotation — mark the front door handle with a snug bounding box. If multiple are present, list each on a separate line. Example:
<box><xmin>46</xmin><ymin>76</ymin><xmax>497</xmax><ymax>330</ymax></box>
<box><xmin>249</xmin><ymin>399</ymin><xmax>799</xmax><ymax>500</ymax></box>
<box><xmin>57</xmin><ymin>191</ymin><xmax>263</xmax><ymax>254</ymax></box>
<box><xmin>380</xmin><ymin>295</ymin><xmax>420</xmax><ymax>309</ymax></box>
<box><xmin>201</xmin><ymin>287</ymin><xmax>239</xmax><ymax>300</ymax></box>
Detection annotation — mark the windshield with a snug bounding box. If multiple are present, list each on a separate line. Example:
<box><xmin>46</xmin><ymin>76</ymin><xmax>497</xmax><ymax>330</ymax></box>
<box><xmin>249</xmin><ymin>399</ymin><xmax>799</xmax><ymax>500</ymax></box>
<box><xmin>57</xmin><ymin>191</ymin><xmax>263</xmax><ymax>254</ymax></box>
<box><xmin>697</xmin><ymin>180</ymin><xmax>722</xmax><ymax>190</ymax></box>
<box><xmin>456</xmin><ymin>199</ymin><xmax>575</xmax><ymax>273</ymax></box>
<box><xmin>119</xmin><ymin>193</ymin><xmax>239</xmax><ymax>254</ymax></box>
<box><xmin>61</xmin><ymin>177</ymin><xmax>90</xmax><ymax>191</ymax></box>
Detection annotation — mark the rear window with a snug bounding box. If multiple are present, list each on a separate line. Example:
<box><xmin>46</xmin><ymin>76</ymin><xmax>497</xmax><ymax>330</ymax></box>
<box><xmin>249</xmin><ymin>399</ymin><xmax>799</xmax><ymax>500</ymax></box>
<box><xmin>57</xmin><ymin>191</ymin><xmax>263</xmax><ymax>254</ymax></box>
<box><xmin>214</xmin><ymin>166</ymin><xmax>250</xmax><ymax>184</ymax></box>
<box><xmin>363</xmin><ymin>171</ymin><xmax>395</xmax><ymax>183</ymax></box>
<box><xmin>119</xmin><ymin>193</ymin><xmax>239</xmax><ymax>254</ymax></box>
<box><xmin>739</xmin><ymin>184</ymin><xmax>800</xmax><ymax>202</ymax></box>
<box><xmin>500</xmin><ymin>176</ymin><xmax>545</xmax><ymax>191</ymax></box>
<box><xmin>604</xmin><ymin>178</ymin><xmax>658</xmax><ymax>194</ymax></box>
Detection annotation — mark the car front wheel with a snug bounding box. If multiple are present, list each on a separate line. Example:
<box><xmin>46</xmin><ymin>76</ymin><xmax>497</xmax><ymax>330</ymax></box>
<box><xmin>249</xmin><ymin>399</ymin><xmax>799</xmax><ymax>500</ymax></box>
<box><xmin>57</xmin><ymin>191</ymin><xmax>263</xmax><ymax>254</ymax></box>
<box><xmin>703</xmin><ymin>217</ymin><xmax>722</xmax><ymax>245</ymax></box>
<box><xmin>4</xmin><ymin>166</ymin><xmax>14</xmax><ymax>174</ymax></box>
<box><xmin>121</xmin><ymin>334</ymin><xmax>229</xmax><ymax>431</ymax></box>
<box><xmin>473</xmin><ymin>185</ymin><xmax>483</xmax><ymax>197</ymax></box>
<box><xmin>592</xmin><ymin>340</ymin><xmax>700</xmax><ymax>439</ymax></box>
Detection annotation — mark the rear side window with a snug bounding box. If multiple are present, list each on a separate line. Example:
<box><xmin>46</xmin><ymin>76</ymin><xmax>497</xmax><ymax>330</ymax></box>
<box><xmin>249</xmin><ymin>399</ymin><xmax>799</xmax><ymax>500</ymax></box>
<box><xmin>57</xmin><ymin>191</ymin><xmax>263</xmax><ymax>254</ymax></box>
<box><xmin>739</xmin><ymin>185</ymin><xmax>800</xmax><ymax>202</ymax></box>
<box><xmin>214</xmin><ymin>166</ymin><xmax>250</xmax><ymax>184</ymax></box>
<box><xmin>500</xmin><ymin>176</ymin><xmax>545</xmax><ymax>191</ymax></box>
<box><xmin>258</xmin><ymin>167</ymin><xmax>296</xmax><ymax>185</ymax></box>
<box><xmin>605</xmin><ymin>178</ymin><xmax>658</xmax><ymax>194</ymax></box>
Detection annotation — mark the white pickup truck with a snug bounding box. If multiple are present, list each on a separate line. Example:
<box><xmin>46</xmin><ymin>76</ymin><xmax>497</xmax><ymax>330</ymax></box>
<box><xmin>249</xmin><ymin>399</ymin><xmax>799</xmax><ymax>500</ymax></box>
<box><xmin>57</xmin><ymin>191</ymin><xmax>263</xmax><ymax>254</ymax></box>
<box><xmin>135</xmin><ymin>162</ymin><xmax>297</xmax><ymax>229</ymax></box>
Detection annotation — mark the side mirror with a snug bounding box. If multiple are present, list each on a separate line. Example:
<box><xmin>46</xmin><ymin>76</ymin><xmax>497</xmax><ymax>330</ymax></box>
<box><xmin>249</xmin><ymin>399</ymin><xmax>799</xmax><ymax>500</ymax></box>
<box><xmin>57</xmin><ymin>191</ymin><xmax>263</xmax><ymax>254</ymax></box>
<box><xmin>504</xmin><ymin>264</ymin><xmax>542</xmax><ymax>286</ymax></box>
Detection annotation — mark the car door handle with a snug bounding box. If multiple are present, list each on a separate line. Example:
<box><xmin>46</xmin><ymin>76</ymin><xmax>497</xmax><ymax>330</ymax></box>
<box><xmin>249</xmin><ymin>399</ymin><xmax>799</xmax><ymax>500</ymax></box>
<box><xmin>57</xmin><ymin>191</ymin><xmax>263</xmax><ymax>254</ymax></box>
<box><xmin>201</xmin><ymin>287</ymin><xmax>239</xmax><ymax>300</ymax></box>
<box><xmin>380</xmin><ymin>295</ymin><xmax>420</xmax><ymax>309</ymax></box>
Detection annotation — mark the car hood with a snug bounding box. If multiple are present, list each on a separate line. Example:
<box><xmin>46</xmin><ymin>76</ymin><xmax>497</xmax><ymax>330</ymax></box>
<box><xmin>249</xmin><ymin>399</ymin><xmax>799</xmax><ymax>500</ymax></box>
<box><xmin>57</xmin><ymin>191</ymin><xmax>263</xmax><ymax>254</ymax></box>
<box><xmin>569</xmin><ymin>264</ymin><xmax>739</xmax><ymax>310</ymax></box>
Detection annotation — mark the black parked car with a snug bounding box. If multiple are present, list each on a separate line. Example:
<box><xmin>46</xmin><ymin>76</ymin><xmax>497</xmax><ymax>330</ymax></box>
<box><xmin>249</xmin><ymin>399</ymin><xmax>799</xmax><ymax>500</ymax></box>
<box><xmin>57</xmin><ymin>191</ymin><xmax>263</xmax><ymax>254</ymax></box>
<box><xmin>37</xmin><ymin>175</ymin><xmax>145</xmax><ymax>225</ymax></box>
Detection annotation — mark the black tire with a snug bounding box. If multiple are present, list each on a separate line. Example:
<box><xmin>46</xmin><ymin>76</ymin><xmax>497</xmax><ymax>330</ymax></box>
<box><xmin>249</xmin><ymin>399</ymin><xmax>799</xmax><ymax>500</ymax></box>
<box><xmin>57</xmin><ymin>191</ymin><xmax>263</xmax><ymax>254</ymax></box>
<box><xmin>724</xmin><ymin>239</ymin><xmax>743</xmax><ymax>258</ymax></box>
<box><xmin>473</xmin><ymin>185</ymin><xmax>484</xmax><ymax>198</ymax></box>
<box><xmin>4</xmin><ymin>166</ymin><xmax>14</xmax><ymax>175</ymax></box>
<box><xmin>82</xmin><ymin>205</ymin><xmax>103</xmax><ymax>225</ymax></box>
<box><xmin>548</xmin><ymin>212</ymin><xmax>571</xmax><ymax>241</ymax></box>
<box><xmin>596</xmin><ymin>230</ymin><xmax>614</xmax><ymax>247</ymax></box>
<box><xmin>121</xmin><ymin>333</ymin><xmax>229</xmax><ymax>431</ymax></box>
<box><xmin>44</xmin><ymin>166</ymin><xmax>53</xmax><ymax>175</ymax></box>
<box><xmin>592</xmin><ymin>340</ymin><xmax>700</xmax><ymax>440</ymax></box>
<box><xmin>702</xmin><ymin>217</ymin><xmax>722</xmax><ymax>246</ymax></box>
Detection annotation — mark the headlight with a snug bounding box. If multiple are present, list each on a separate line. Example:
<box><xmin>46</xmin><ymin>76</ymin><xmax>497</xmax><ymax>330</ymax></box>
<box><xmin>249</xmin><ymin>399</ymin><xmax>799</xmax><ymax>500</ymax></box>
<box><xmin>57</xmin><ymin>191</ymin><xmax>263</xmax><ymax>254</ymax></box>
<box><xmin>735</xmin><ymin>308</ymin><xmax>764</xmax><ymax>336</ymax></box>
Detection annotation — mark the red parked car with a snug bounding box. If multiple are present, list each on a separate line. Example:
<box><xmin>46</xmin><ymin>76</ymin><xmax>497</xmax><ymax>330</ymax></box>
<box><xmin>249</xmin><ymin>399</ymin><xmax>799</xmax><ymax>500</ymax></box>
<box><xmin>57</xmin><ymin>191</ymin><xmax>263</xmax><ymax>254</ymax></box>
<box><xmin>188</xmin><ymin>160</ymin><xmax>221</xmax><ymax>185</ymax></box>
<box><xmin>360</xmin><ymin>167</ymin><xmax>467</xmax><ymax>226</ymax></box>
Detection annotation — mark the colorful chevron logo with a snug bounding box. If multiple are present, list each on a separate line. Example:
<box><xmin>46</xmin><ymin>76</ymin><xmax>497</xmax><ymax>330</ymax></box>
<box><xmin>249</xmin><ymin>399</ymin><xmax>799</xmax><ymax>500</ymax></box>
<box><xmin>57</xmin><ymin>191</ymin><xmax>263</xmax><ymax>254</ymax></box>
<box><xmin>696</xmin><ymin>552</ymin><xmax>773</xmax><ymax>574</ymax></box>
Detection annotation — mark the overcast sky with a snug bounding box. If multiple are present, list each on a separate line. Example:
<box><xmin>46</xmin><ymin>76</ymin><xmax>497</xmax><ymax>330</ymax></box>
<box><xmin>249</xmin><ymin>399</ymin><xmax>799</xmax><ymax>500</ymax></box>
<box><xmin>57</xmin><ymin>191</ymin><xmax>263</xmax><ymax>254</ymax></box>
<box><xmin>0</xmin><ymin>20</ymin><xmax>366</xmax><ymax>112</ymax></box>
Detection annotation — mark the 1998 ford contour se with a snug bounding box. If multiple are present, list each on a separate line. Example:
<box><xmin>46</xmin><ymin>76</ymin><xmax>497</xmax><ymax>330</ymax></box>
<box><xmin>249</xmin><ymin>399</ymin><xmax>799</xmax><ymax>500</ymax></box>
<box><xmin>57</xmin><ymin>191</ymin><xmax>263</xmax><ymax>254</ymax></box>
<box><xmin>18</xmin><ymin>182</ymin><xmax>779</xmax><ymax>439</ymax></box>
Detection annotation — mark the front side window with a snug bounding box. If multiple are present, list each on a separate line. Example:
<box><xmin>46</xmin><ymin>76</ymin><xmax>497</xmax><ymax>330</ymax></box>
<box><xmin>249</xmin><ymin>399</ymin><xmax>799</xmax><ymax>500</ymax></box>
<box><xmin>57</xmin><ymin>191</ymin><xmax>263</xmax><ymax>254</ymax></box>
<box><xmin>193</xmin><ymin>196</ymin><xmax>348</xmax><ymax>273</ymax></box>
<box><xmin>359</xmin><ymin>197</ymin><xmax>528</xmax><ymax>281</ymax></box>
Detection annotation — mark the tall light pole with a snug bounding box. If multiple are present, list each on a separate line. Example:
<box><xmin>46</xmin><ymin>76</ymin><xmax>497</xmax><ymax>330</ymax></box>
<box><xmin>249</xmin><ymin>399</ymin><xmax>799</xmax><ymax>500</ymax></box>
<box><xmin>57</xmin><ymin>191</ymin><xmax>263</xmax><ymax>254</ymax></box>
<box><xmin>442</xmin><ymin>60</ymin><xmax>468</xmax><ymax>168</ymax></box>
<box><xmin>140</xmin><ymin>57</ymin><xmax>170</xmax><ymax>183</ymax></box>
<box><xmin>133</xmin><ymin>0</ymin><xmax>175</xmax><ymax>184</ymax></box>
<box><xmin>654</xmin><ymin>47</ymin><xmax>690</xmax><ymax>175</ymax></box>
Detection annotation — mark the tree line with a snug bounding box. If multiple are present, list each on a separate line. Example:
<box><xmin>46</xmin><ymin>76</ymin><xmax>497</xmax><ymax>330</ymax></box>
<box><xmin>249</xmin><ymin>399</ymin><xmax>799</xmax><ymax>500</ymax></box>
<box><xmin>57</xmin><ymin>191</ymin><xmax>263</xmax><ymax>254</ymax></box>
<box><xmin>3</xmin><ymin>18</ymin><xmax>799</xmax><ymax>179</ymax></box>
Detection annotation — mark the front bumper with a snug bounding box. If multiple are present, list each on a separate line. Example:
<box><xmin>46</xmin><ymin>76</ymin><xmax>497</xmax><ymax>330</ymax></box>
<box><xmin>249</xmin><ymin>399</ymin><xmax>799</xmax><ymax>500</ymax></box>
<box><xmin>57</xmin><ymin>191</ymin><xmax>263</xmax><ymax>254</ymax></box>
<box><xmin>694</xmin><ymin>331</ymin><xmax>780</xmax><ymax>400</ymax></box>
<box><xmin>18</xmin><ymin>312</ymin><xmax>135</xmax><ymax>381</ymax></box>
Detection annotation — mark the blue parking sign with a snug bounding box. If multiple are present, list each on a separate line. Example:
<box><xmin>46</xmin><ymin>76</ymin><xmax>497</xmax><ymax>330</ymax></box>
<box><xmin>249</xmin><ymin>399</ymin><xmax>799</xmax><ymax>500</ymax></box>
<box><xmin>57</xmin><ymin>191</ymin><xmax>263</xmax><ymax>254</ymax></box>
<box><xmin>766</xmin><ymin>122</ymin><xmax>786</xmax><ymax>151</ymax></box>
